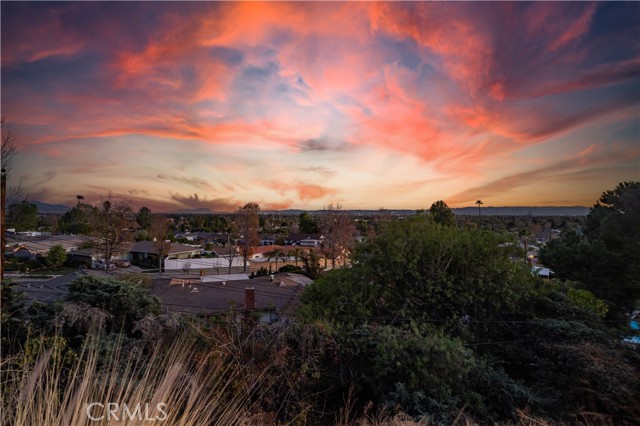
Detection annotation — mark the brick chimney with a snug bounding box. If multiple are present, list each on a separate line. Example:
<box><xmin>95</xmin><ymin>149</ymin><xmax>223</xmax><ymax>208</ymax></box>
<box><xmin>245</xmin><ymin>287</ymin><xmax>255</xmax><ymax>311</ymax></box>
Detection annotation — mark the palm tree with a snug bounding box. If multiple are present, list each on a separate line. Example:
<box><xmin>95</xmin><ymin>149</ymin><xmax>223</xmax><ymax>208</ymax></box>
<box><xmin>288</xmin><ymin>247</ymin><xmax>303</xmax><ymax>267</ymax></box>
<box><xmin>475</xmin><ymin>200</ymin><xmax>483</xmax><ymax>225</ymax></box>
<box><xmin>268</xmin><ymin>248</ymin><xmax>287</xmax><ymax>272</ymax></box>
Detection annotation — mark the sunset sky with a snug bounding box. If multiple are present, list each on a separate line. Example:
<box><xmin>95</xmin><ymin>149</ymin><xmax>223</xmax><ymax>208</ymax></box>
<box><xmin>2</xmin><ymin>1</ymin><xmax>639</xmax><ymax>212</ymax></box>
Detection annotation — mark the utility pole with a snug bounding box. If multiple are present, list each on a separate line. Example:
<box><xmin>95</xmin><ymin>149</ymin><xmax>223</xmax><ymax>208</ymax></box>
<box><xmin>1</xmin><ymin>167</ymin><xmax>6</xmax><ymax>281</ymax></box>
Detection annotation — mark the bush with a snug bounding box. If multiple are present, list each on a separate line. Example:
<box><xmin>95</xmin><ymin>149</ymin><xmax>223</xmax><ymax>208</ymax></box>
<box><xmin>66</xmin><ymin>276</ymin><xmax>161</xmax><ymax>333</ymax></box>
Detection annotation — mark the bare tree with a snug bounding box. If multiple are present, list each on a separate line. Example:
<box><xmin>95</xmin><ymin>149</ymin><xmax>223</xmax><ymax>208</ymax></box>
<box><xmin>93</xmin><ymin>199</ymin><xmax>134</xmax><ymax>271</ymax></box>
<box><xmin>318</xmin><ymin>203</ymin><xmax>355</xmax><ymax>269</ymax></box>
<box><xmin>237</xmin><ymin>202</ymin><xmax>260</xmax><ymax>273</ymax></box>
<box><xmin>223</xmin><ymin>224</ymin><xmax>240</xmax><ymax>274</ymax></box>
<box><xmin>1</xmin><ymin>117</ymin><xmax>25</xmax><ymax>207</ymax></box>
<box><xmin>2</xmin><ymin>117</ymin><xmax>24</xmax><ymax>281</ymax></box>
<box><xmin>149</xmin><ymin>215</ymin><xmax>172</xmax><ymax>272</ymax></box>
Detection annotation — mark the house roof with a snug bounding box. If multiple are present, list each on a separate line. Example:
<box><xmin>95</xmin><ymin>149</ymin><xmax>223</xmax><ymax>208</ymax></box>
<box><xmin>13</xmin><ymin>270</ymin><xmax>90</xmax><ymax>305</ymax></box>
<box><xmin>277</xmin><ymin>273</ymin><xmax>314</xmax><ymax>287</ymax></box>
<box><xmin>201</xmin><ymin>273</ymin><xmax>250</xmax><ymax>283</ymax></box>
<box><xmin>149</xmin><ymin>276</ymin><xmax>302</xmax><ymax>315</ymax></box>
<box><xmin>129</xmin><ymin>241</ymin><xmax>200</xmax><ymax>255</ymax></box>
<box><xmin>6</xmin><ymin>235</ymin><xmax>89</xmax><ymax>254</ymax></box>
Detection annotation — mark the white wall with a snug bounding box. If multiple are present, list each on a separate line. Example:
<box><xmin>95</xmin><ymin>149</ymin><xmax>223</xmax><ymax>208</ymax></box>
<box><xmin>164</xmin><ymin>257</ymin><xmax>243</xmax><ymax>271</ymax></box>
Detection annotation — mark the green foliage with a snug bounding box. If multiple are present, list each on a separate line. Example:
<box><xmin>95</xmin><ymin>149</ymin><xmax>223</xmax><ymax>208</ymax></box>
<box><xmin>338</xmin><ymin>325</ymin><xmax>481</xmax><ymax>419</ymax></box>
<box><xmin>57</xmin><ymin>202</ymin><xmax>98</xmax><ymax>234</ymax></box>
<box><xmin>299</xmin><ymin>268</ymin><xmax>375</xmax><ymax>325</ymax></box>
<box><xmin>540</xmin><ymin>181</ymin><xmax>640</xmax><ymax>317</ymax></box>
<box><xmin>1</xmin><ymin>280</ymin><xmax>26</xmax><ymax>355</ymax></box>
<box><xmin>302</xmin><ymin>216</ymin><xmax>532</xmax><ymax>327</ymax></box>
<box><xmin>7</xmin><ymin>200</ymin><xmax>38</xmax><ymax>231</ymax></box>
<box><xmin>135</xmin><ymin>206</ymin><xmax>154</xmax><ymax>229</ymax></box>
<box><xmin>66</xmin><ymin>276</ymin><xmax>161</xmax><ymax>333</ymax></box>
<box><xmin>429</xmin><ymin>200</ymin><xmax>456</xmax><ymax>227</ymax></box>
<box><xmin>300</xmin><ymin>249</ymin><xmax>323</xmax><ymax>279</ymax></box>
<box><xmin>46</xmin><ymin>244</ymin><xmax>67</xmax><ymax>269</ymax></box>
<box><xmin>249</xmin><ymin>266</ymin><xmax>269</xmax><ymax>278</ymax></box>
<box><xmin>299</xmin><ymin>211</ymin><xmax>319</xmax><ymax>234</ymax></box>
<box><xmin>278</xmin><ymin>265</ymin><xmax>304</xmax><ymax>274</ymax></box>
<box><xmin>567</xmin><ymin>287</ymin><xmax>609</xmax><ymax>318</ymax></box>
<box><xmin>299</xmin><ymin>214</ymin><xmax>640</xmax><ymax>422</ymax></box>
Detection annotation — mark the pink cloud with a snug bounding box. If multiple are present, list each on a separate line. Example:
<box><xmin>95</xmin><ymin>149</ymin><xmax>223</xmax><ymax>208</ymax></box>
<box><xmin>548</xmin><ymin>3</ymin><xmax>598</xmax><ymax>52</ymax></box>
<box><xmin>267</xmin><ymin>180</ymin><xmax>336</xmax><ymax>202</ymax></box>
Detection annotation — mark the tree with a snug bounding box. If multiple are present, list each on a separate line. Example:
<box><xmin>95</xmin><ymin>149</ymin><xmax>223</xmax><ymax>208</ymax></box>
<box><xmin>540</xmin><ymin>181</ymin><xmax>640</xmax><ymax>318</ymax></box>
<box><xmin>1</xmin><ymin>280</ymin><xmax>26</xmax><ymax>355</ymax></box>
<box><xmin>2</xmin><ymin>117</ymin><xmax>25</xmax><ymax>281</ymax></box>
<box><xmin>288</xmin><ymin>247</ymin><xmax>304</xmax><ymax>267</ymax></box>
<box><xmin>93</xmin><ymin>199</ymin><xmax>134</xmax><ymax>271</ymax></box>
<box><xmin>299</xmin><ymin>249</ymin><xmax>323</xmax><ymax>279</ymax></box>
<box><xmin>58</xmin><ymin>203</ymin><xmax>98</xmax><ymax>235</ymax></box>
<box><xmin>46</xmin><ymin>244</ymin><xmax>67</xmax><ymax>270</ymax></box>
<box><xmin>299</xmin><ymin>216</ymin><xmax>640</xmax><ymax>422</ymax></box>
<box><xmin>268</xmin><ymin>248</ymin><xmax>287</xmax><ymax>272</ymax></box>
<box><xmin>149</xmin><ymin>215</ymin><xmax>171</xmax><ymax>272</ymax></box>
<box><xmin>66</xmin><ymin>276</ymin><xmax>161</xmax><ymax>332</ymax></box>
<box><xmin>475</xmin><ymin>199</ymin><xmax>484</xmax><ymax>225</ymax></box>
<box><xmin>136</xmin><ymin>206</ymin><xmax>154</xmax><ymax>230</ymax></box>
<box><xmin>299</xmin><ymin>211</ymin><xmax>319</xmax><ymax>234</ymax></box>
<box><xmin>1</xmin><ymin>117</ymin><xmax>25</xmax><ymax>207</ymax></box>
<box><xmin>301</xmin><ymin>215</ymin><xmax>532</xmax><ymax>327</ymax></box>
<box><xmin>237</xmin><ymin>202</ymin><xmax>260</xmax><ymax>273</ymax></box>
<box><xmin>429</xmin><ymin>200</ymin><xmax>456</xmax><ymax>227</ymax></box>
<box><xmin>222</xmin><ymin>225</ymin><xmax>240</xmax><ymax>274</ymax></box>
<box><xmin>7</xmin><ymin>200</ymin><xmax>38</xmax><ymax>231</ymax></box>
<box><xmin>317</xmin><ymin>203</ymin><xmax>354</xmax><ymax>269</ymax></box>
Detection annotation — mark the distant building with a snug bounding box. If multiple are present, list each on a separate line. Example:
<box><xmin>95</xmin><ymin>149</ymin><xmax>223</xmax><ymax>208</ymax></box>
<box><xmin>284</xmin><ymin>233</ymin><xmax>323</xmax><ymax>247</ymax></box>
<box><xmin>128</xmin><ymin>241</ymin><xmax>200</xmax><ymax>269</ymax></box>
<box><xmin>149</xmin><ymin>274</ymin><xmax>309</xmax><ymax>324</ymax></box>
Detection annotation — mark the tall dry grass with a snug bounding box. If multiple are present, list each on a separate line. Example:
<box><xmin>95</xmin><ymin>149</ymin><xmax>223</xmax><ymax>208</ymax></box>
<box><xmin>1</xmin><ymin>331</ymin><xmax>258</xmax><ymax>426</ymax></box>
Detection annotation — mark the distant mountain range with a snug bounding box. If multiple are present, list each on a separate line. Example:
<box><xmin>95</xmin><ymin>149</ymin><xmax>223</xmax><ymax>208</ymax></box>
<box><xmin>29</xmin><ymin>201</ymin><xmax>590</xmax><ymax>217</ymax></box>
<box><xmin>260</xmin><ymin>206</ymin><xmax>591</xmax><ymax>216</ymax></box>
<box><xmin>165</xmin><ymin>207</ymin><xmax>219</xmax><ymax>215</ymax></box>
<box><xmin>451</xmin><ymin>206</ymin><xmax>590</xmax><ymax>216</ymax></box>
<box><xmin>32</xmin><ymin>201</ymin><xmax>71</xmax><ymax>214</ymax></box>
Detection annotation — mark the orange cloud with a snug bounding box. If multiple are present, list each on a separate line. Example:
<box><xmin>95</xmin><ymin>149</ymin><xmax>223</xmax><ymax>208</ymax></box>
<box><xmin>267</xmin><ymin>180</ymin><xmax>336</xmax><ymax>202</ymax></box>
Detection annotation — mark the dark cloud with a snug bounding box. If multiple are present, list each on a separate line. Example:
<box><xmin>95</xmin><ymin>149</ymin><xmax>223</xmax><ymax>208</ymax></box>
<box><xmin>157</xmin><ymin>174</ymin><xmax>215</xmax><ymax>190</ymax></box>
<box><xmin>209</xmin><ymin>46</ymin><xmax>244</xmax><ymax>67</ymax></box>
<box><xmin>170</xmin><ymin>192</ymin><xmax>237</xmax><ymax>212</ymax></box>
<box><xmin>299</xmin><ymin>137</ymin><xmax>351</xmax><ymax>152</ymax></box>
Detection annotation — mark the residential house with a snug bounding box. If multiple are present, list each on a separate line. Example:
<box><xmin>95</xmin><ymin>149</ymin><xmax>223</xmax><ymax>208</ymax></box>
<box><xmin>149</xmin><ymin>274</ymin><xmax>307</xmax><ymax>324</ymax></box>
<box><xmin>128</xmin><ymin>240</ymin><xmax>200</xmax><ymax>269</ymax></box>
<box><xmin>284</xmin><ymin>233</ymin><xmax>323</xmax><ymax>247</ymax></box>
<box><xmin>5</xmin><ymin>234</ymin><xmax>90</xmax><ymax>257</ymax></box>
<box><xmin>13</xmin><ymin>269</ymin><xmax>123</xmax><ymax>306</ymax></box>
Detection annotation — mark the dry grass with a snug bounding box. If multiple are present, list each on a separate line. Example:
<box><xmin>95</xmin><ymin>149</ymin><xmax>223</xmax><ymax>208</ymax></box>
<box><xmin>2</xmin><ymin>321</ymin><xmax>630</xmax><ymax>426</ymax></box>
<box><xmin>1</xmin><ymin>332</ymin><xmax>257</xmax><ymax>426</ymax></box>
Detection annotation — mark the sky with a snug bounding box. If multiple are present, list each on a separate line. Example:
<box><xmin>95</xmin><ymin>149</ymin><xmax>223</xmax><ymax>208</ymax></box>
<box><xmin>2</xmin><ymin>1</ymin><xmax>639</xmax><ymax>212</ymax></box>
